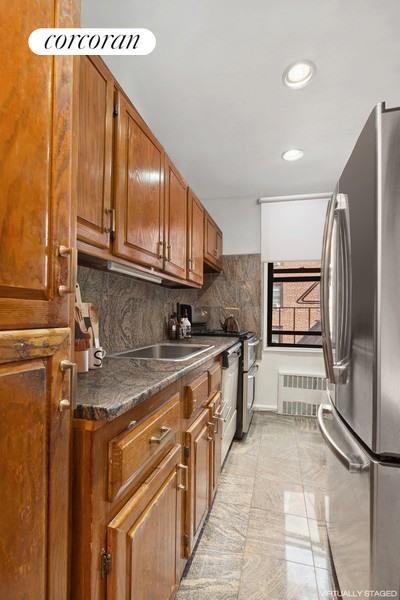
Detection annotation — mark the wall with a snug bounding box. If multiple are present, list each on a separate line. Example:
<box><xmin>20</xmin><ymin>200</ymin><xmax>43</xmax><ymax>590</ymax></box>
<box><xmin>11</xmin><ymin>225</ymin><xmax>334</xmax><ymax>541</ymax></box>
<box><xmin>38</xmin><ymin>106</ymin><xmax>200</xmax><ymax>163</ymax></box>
<box><xmin>203</xmin><ymin>197</ymin><xmax>260</xmax><ymax>255</ymax></box>
<box><xmin>77</xmin><ymin>254</ymin><xmax>261</xmax><ymax>354</ymax></box>
<box><xmin>254</xmin><ymin>198</ymin><xmax>328</xmax><ymax>410</ymax></box>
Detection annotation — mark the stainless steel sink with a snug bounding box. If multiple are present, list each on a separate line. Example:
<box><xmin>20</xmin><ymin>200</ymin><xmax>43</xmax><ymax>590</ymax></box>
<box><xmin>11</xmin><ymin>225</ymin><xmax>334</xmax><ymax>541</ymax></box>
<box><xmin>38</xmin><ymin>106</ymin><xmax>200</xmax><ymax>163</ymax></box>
<box><xmin>110</xmin><ymin>343</ymin><xmax>214</xmax><ymax>362</ymax></box>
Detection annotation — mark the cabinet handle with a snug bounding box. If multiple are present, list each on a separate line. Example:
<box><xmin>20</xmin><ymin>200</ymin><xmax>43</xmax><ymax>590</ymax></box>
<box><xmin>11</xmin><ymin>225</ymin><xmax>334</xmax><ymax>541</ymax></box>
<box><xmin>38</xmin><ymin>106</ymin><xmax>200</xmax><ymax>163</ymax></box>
<box><xmin>207</xmin><ymin>421</ymin><xmax>215</xmax><ymax>441</ymax></box>
<box><xmin>105</xmin><ymin>208</ymin><xmax>116</xmax><ymax>236</ymax></box>
<box><xmin>213</xmin><ymin>248</ymin><xmax>217</xmax><ymax>257</ymax></box>
<box><xmin>158</xmin><ymin>241</ymin><xmax>165</xmax><ymax>259</ymax></box>
<box><xmin>188</xmin><ymin>257</ymin><xmax>193</xmax><ymax>269</ymax></box>
<box><xmin>167</xmin><ymin>244</ymin><xmax>171</xmax><ymax>261</ymax></box>
<box><xmin>60</xmin><ymin>360</ymin><xmax>77</xmax><ymax>409</ymax></box>
<box><xmin>149</xmin><ymin>426</ymin><xmax>171</xmax><ymax>444</ymax></box>
<box><xmin>58</xmin><ymin>246</ymin><xmax>77</xmax><ymax>296</ymax></box>
<box><xmin>177</xmin><ymin>463</ymin><xmax>188</xmax><ymax>491</ymax></box>
<box><xmin>58</xmin><ymin>398</ymin><xmax>70</xmax><ymax>412</ymax></box>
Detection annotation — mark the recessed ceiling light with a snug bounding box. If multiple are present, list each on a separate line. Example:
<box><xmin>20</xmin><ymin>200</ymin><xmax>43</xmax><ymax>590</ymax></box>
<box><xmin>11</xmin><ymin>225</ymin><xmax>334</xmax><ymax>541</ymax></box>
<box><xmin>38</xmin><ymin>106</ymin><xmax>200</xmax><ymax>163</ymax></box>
<box><xmin>283</xmin><ymin>61</ymin><xmax>315</xmax><ymax>89</ymax></box>
<box><xmin>282</xmin><ymin>148</ymin><xmax>304</xmax><ymax>161</ymax></box>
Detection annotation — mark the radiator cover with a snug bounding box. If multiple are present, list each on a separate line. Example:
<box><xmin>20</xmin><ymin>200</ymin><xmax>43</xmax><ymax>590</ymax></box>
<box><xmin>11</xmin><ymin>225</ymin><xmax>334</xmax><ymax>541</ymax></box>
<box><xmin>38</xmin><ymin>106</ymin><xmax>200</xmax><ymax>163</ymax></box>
<box><xmin>278</xmin><ymin>371</ymin><xmax>327</xmax><ymax>417</ymax></box>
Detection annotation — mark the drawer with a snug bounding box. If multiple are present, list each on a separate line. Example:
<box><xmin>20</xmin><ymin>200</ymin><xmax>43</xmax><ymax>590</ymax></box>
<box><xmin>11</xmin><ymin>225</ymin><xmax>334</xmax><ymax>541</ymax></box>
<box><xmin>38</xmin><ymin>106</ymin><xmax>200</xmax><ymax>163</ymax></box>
<box><xmin>108</xmin><ymin>392</ymin><xmax>180</xmax><ymax>501</ymax></box>
<box><xmin>184</xmin><ymin>372</ymin><xmax>209</xmax><ymax>418</ymax></box>
<box><xmin>208</xmin><ymin>363</ymin><xmax>222</xmax><ymax>397</ymax></box>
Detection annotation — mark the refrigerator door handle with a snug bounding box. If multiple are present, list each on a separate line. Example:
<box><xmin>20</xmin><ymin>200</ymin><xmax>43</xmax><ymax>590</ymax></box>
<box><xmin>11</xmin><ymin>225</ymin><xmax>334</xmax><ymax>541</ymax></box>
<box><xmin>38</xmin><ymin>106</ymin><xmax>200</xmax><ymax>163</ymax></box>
<box><xmin>333</xmin><ymin>194</ymin><xmax>352</xmax><ymax>383</ymax></box>
<box><xmin>321</xmin><ymin>194</ymin><xmax>336</xmax><ymax>383</ymax></box>
<box><xmin>317</xmin><ymin>404</ymin><xmax>366</xmax><ymax>473</ymax></box>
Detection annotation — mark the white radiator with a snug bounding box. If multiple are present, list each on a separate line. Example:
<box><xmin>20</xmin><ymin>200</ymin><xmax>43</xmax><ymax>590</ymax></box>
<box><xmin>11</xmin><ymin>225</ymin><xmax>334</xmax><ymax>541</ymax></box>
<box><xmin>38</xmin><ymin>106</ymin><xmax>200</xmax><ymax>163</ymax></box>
<box><xmin>277</xmin><ymin>371</ymin><xmax>327</xmax><ymax>417</ymax></box>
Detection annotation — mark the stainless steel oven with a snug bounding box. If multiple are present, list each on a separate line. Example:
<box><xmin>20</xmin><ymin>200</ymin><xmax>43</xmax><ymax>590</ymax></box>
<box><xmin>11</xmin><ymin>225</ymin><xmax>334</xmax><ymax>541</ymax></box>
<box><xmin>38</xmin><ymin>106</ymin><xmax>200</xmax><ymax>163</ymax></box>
<box><xmin>237</xmin><ymin>335</ymin><xmax>260</xmax><ymax>437</ymax></box>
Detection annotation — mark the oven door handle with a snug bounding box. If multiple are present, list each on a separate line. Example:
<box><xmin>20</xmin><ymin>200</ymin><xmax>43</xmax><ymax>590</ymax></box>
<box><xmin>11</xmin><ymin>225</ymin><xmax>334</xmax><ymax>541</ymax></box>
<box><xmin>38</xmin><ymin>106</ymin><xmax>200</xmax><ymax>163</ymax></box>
<box><xmin>248</xmin><ymin>338</ymin><xmax>261</xmax><ymax>348</ymax></box>
<box><xmin>248</xmin><ymin>364</ymin><xmax>259</xmax><ymax>379</ymax></box>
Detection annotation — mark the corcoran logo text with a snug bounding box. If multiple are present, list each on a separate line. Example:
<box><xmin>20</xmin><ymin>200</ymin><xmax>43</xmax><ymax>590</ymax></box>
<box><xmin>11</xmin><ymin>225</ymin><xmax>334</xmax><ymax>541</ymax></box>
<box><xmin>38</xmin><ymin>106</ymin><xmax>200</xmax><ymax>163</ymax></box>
<box><xmin>28</xmin><ymin>28</ymin><xmax>156</xmax><ymax>55</ymax></box>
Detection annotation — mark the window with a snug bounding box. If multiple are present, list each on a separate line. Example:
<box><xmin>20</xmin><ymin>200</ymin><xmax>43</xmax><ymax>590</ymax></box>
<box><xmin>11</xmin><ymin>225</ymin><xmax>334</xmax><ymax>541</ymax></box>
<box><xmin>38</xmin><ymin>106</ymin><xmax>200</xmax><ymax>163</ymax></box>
<box><xmin>267</xmin><ymin>261</ymin><xmax>322</xmax><ymax>348</ymax></box>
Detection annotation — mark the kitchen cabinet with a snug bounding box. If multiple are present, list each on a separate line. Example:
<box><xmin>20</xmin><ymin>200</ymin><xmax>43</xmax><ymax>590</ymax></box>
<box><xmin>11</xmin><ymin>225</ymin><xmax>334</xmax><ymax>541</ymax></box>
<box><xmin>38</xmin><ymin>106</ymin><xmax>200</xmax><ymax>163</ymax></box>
<box><xmin>114</xmin><ymin>91</ymin><xmax>165</xmax><ymax>271</ymax></box>
<box><xmin>164</xmin><ymin>156</ymin><xmax>188</xmax><ymax>280</ymax></box>
<box><xmin>0</xmin><ymin>0</ymin><xmax>76</xmax><ymax>330</ymax></box>
<box><xmin>187</xmin><ymin>188</ymin><xmax>204</xmax><ymax>285</ymax></box>
<box><xmin>0</xmin><ymin>328</ymin><xmax>72</xmax><ymax>600</ymax></box>
<box><xmin>184</xmin><ymin>408</ymin><xmax>213</xmax><ymax>556</ymax></box>
<box><xmin>209</xmin><ymin>391</ymin><xmax>223</xmax><ymax>502</ymax></box>
<box><xmin>107</xmin><ymin>444</ymin><xmax>184</xmax><ymax>600</ymax></box>
<box><xmin>204</xmin><ymin>211</ymin><xmax>223</xmax><ymax>272</ymax></box>
<box><xmin>72</xmin><ymin>356</ymin><xmax>223</xmax><ymax>598</ymax></box>
<box><xmin>77</xmin><ymin>56</ymin><xmax>114</xmax><ymax>251</ymax></box>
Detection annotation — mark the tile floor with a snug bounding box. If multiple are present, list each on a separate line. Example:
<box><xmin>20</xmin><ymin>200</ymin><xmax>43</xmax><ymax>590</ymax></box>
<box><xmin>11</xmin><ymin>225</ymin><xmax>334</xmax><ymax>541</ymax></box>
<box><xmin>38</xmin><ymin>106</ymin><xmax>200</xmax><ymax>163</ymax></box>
<box><xmin>177</xmin><ymin>412</ymin><xmax>335</xmax><ymax>600</ymax></box>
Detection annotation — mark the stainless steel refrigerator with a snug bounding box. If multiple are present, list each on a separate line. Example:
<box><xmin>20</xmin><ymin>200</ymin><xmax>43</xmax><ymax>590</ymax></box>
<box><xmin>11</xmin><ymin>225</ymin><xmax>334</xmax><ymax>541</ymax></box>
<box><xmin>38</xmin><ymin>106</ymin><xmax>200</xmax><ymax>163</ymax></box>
<box><xmin>318</xmin><ymin>102</ymin><xmax>400</xmax><ymax>595</ymax></box>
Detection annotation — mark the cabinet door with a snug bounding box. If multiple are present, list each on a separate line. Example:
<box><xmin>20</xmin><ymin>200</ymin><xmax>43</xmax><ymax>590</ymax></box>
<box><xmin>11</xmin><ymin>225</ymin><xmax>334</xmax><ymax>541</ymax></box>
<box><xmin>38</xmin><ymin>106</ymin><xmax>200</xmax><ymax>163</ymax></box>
<box><xmin>209</xmin><ymin>392</ymin><xmax>222</xmax><ymax>502</ymax></box>
<box><xmin>187</xmin><ymin>189</ymin><xmax>204</xmax><ymax>285</ymax></box>
<box><xmin>0</xmin><ymin>328</ymin><xmax>72</xmax><ymax>600</ymax></box>
<box><xmin>204</xmin><ymin>212</ymin><xmax>217</xmax><ymax>265</ymax></box>
<box><xmin>216</xmin><ymin>229</ymin><xmax>223</xmax><ymax>266</ymax></box>
<box><xmin>77</xmin><ymin>56</ymin><xmax>114</xmax><ymax>250</ymax></box>
<box><xmin>0</xmin><ymin>1</ymin><xmax>76</xmax><ymax>330</ymax></box>
<box><xmin>107</xmin><ymin>445</ymin><xmax>183</xmax><ymax>600</ymax></box>
<box><xmin>185</xmin><ymin>408</ymin><xmax>212</xmax><ymax>556</ymax></box>
<box><xmin>204</xmin><ymin>212</ymin><xmax>223</xmax><ymax>271</ymax></box>
<box><xmin>114</xmin><ymin>92</ymin><xmax>165</xmax><ymax>270</ymax></box>
<box><xmin>164</xmin><ymin>156</ymin><xmax>187</xmax><ymax>279</ymax></box>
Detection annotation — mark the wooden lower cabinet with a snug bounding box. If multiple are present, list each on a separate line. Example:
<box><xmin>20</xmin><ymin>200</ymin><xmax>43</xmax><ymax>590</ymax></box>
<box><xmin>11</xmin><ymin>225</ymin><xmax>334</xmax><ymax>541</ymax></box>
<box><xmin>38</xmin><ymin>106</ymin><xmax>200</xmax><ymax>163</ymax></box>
<box><xmin>209</xmin><ymin>392</ymin><xmax>222</xmax><ymax>502</ymax></box>
<box><xmin>107</xmin><ymin>444</ymin><xmax>184</xmax><ymax>600</ymax></box>
<box><xmin>184</xmin><ymin>408</ymin><xmax>213</xmax><ymax>556</ymax></box>
<box><xmin>0</xmin><ymin>328</ymin><xmax>72</xmax><ymax>600</ymax></box>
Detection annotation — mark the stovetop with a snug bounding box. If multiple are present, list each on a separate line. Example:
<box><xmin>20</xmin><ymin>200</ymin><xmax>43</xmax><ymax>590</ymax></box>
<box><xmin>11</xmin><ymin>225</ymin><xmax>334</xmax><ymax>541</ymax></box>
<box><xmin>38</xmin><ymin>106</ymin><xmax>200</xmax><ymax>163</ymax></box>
<box><xmin>192</xmin><ymin>329</ymin><xmax>254</xmax><ymax>340</ymax></box>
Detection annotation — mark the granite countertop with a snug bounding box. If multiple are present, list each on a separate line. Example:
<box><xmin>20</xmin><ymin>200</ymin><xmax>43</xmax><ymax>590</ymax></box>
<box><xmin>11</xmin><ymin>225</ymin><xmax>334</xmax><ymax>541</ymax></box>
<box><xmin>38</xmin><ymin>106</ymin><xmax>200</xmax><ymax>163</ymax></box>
<box><xmin>75</xmin><ymin>336</ymin><xmax>239</xmax><ymax>421</ymax></box>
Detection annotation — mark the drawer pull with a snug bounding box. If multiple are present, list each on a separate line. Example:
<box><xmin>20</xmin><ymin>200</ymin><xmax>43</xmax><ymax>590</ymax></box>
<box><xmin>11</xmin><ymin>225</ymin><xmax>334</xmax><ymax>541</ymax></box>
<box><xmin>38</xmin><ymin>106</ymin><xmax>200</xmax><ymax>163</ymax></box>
<box><xmin>149</xmin><ymin>426</ymin><xmax>171</xmax><ymax>444</ymax></box>
<box><xmin>177</xmin><ymin>463</ymin><xmax>188</xmax><ymax>491</ymax></box>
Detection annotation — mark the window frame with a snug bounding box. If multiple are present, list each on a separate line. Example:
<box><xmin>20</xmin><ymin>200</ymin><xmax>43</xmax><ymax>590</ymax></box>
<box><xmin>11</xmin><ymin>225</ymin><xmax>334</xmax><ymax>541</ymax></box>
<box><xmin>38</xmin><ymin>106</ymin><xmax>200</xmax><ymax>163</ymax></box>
<box><xmin>266</xmin><ymin>262</ymin><xmax>322</xmax><ymax>349</ymax></box>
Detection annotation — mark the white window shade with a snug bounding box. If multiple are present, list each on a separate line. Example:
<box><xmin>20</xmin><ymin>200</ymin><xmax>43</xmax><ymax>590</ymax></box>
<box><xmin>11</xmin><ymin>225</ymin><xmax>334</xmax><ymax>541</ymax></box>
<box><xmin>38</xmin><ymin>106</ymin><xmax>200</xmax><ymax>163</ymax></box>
<box><xmin>260</xmin><ymin>196</ymin><xmax>330</xmax><ymax>262</ymax></box>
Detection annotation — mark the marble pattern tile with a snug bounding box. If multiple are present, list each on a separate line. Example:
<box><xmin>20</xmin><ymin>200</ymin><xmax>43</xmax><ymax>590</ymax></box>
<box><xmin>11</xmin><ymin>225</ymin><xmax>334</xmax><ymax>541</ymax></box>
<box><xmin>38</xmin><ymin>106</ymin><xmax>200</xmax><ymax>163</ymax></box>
<box><xmin>245</xmin><ymin>508</ymin><xmax>314</xmax><ymax>566</ymax></box>
<box><xmin>252</xmin><ymin>477</ymin><xmax>307</xmax><ymax>517</ymax></box>
<box><xmin>177</xmin><ymin>550</ymin><xmax>242</xmax><ymax>600</ymax></box>
<box><xmin>199</xmin><ymin>501</ymin><xmax>250</xmax><ymax>555</ymax></box>
<box><xmin>178</xmin><ymin>412</ymin><xmax>335</xmax><ymax>600</ymax></box>
<box><xmin>238</xmin><ymin>553</ymin><xmax>319</xmax><ymax>600</ymax></box>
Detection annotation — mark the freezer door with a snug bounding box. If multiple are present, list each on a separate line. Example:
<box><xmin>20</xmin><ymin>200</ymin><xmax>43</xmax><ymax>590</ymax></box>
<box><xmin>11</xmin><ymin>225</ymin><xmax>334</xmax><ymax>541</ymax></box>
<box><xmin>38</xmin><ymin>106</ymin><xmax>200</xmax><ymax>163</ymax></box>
<box><xmin>318</xmin><ymin>398</ymin><xmax>400</xmax><ymax>595</ymax></box>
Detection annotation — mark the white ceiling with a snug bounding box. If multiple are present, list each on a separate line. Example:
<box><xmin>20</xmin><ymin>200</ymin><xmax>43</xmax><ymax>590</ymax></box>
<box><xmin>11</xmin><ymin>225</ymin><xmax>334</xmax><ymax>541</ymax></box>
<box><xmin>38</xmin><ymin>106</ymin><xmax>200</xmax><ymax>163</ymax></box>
<box><xmin>82</xmin><ymin>0</ymin><xmax>400</xmax><ymax>201</ymax></box>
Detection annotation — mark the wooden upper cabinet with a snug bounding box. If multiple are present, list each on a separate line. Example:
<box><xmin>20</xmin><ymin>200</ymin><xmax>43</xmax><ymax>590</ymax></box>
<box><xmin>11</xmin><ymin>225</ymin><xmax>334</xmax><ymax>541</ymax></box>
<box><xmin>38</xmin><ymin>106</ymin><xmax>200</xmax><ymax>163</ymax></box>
<box><xmin>114</xmin><ymin>91</ymin><xmax>165</xmax><ymax>270</ymax></box>
<box><xmin>187</xmin><ymin>189</ymin><xmax>204</xmax><ymax>285</ymax></box>
<box><xmin>77</xmin><ymin>56</ymin><xmax>114</xmax><ymax>250</ymax></box>
<box><xmin>0</xmin><ymin>328</ymin><xmax>72</xmax><ymax>600</ymax></box>
<box><xmin>204</xmin><ymin>211</ymin><xmax>223</xmax><ymax>271</ymax></box>
<box><xmin>164</xmin><ymin>156</ymin><xmax>188</xmax><ymax>280</ymax></box>
<box><xmin>0</xmin><ymin>0</ymin><xmax>76</xmax><ymax>330</ymax></box>
<box><xmin>107</xmin><ymin>444</ymin><xmax>183</xmax><ymax>600</ymax></box>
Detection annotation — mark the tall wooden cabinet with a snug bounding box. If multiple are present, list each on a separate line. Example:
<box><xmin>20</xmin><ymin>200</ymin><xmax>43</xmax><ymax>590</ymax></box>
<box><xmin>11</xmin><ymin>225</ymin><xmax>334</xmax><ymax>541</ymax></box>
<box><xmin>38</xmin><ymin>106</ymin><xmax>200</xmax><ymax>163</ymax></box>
<box><xmin>114</xmin><ymin>91</ymin><xmax>165</xmax><ymax>271</ymax></box>
<box><xmin>77</xmin><ymin>56</ymin><xmax>114</xmax><ymax>251</ymax></box>
<box><xmin>0</xmin><ymin>329</ymin><xmax>73</xmax><ymax>600</ymax></box>
<box><xmin>0</xmin><ymin>1</ymin><xmax>76</xmax><ymax>599</ymax></box>
<box><xmin>0</xmin><ymin>1</ymin><xmax>77</xmax><ymax>330</ymax></box>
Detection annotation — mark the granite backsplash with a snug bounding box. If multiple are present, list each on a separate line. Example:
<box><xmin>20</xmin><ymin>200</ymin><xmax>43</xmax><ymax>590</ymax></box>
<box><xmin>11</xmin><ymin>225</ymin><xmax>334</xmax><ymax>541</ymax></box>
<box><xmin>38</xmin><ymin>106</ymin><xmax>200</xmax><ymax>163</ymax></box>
<box><xmin>77</xmin><ymin>254</ymin><xmax>261</xmax><ymax>354</ymax></box>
